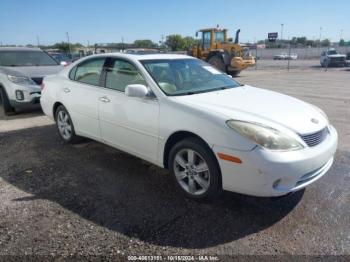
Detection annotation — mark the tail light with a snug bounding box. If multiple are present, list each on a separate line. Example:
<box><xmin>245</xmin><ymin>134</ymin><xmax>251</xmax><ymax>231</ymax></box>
<box><xmin>40</xmin><ymin>82</ymin><xmax>45</xmax><ymax>91</ymax></box>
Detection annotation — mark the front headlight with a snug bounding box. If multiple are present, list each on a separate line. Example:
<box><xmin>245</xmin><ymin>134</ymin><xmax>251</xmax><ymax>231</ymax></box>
<box><xmin>226</xmin><ymin>120</ymin><xmax>304</xmax><ymax>151</ymax></box>
<box><xmin>7</xmin><ymin>75</ymin><xmax>35</xmax><ymax>85</ymax></box>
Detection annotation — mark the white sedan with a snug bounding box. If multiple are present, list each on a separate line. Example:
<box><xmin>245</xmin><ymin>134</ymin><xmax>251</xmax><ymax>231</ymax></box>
<box><xmin>41</xmin><ymin>53</ymin><xmax>338</xmax><ymax>201</ymax></box>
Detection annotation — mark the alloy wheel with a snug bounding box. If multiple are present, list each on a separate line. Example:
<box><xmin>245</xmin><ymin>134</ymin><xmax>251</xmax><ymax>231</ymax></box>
<box><xmin>173</xmin><ymin>148</ymin><xmax>210</xmax><ymax>195</ymax></box>
<box><xmin>57</xmin><ymin>110</ymin><xmax>72</xmax><ymax>140</ymax></box>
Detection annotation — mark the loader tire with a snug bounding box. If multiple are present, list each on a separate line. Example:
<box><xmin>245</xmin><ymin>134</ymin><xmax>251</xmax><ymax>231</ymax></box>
<box><xmin>208</xmin><ymin>55</ymin><xmax>226</xmax><ymax>73</ymax></box>
<box><xmin>229</xmin><ymin>70</ymin><xmax>241</xmax><ymax>77</ymax></box>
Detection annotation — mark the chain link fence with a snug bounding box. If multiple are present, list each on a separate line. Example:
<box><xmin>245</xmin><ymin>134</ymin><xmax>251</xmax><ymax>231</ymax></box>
<box><xmin>251</xmin><ymin>46</ymin><xmax>350</xmax><ymax>70</ymax></box>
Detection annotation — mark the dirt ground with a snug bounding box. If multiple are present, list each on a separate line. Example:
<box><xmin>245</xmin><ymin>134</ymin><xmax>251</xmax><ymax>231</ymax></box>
<box><xmin>0</xmin><ymin>62</ymin><xmax>349</xmax><ymax>260</ymax></box>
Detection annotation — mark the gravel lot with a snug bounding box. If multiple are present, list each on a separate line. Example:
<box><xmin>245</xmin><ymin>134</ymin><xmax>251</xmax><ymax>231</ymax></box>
<box><xmin>0</xmin><ymin>61</ymin><xmax>349</xmax><ymax>259</ymax></box>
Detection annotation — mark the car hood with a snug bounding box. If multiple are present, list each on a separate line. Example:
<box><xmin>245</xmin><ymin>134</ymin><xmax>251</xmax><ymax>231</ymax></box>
<box><xmin>0</xmin><ymin>65</ymin><xmax>64</xmax><ymax>78</ymax></box>
<box><xmin>327</xmin><ymin>54</ymin><xmax>346</xmax><ymax>58</ymax></box>
<box><xmin>173</xmin><ymin>85</ymin><xmax>328</xmax><ymax>135</ymax></box>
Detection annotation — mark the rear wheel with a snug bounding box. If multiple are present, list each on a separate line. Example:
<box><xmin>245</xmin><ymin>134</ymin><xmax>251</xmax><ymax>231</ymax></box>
<box><xmin>168</xmin><ymin>137</ymin><xmax>222</xmax><ymax>201</ymax></box>
<box><xmin>0</xmin><ymin>87</ymin><xmax>15</xmax><ymax>115</ymax></box>
<box><xmin>55</xmin><ymin>105</ymin><xmax>80</xmax><ymax>143</ymax></box>
<box><xmin>208</xmin><ymin>55</ymin><xmax>226</xmax><ymax>73</ymax></box>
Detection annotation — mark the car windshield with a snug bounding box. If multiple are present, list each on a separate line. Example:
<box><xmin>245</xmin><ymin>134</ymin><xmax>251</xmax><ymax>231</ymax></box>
<box><xmin>327</xmin><ymin>50</ymin><xmax>338</xmax><ymax>55</ymax></box>
<box><xmin>0</xmin><ymin>50</ymin><xmax>59</xmax><ymax>66</ymax></box>
<box><xmin>141</xmin><ymin>59</ymin><xmax>241</xmax><ymax>96</ymax></box>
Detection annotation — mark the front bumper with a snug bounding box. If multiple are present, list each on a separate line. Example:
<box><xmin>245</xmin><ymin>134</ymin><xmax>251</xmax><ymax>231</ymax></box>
<box><xmin>328</xmin><ymin>59</ymin><xmax>346</xmax><ymax>66</ymax></box>
<box><xmin>213</xmin><ymin>125</ymin><xmax>338</xmax><ymax>197</ymax></box>
<box><xmin>8</xmin><ymin>84</ymin><xmax>41</xmax><ymax>108</ymax></box>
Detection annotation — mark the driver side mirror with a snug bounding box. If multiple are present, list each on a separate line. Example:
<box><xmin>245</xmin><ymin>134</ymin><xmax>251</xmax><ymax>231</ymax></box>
<box><xmin>125</xmin><ymin>84</ymin><xmax>149</xmax><ymax>98</ymax></box>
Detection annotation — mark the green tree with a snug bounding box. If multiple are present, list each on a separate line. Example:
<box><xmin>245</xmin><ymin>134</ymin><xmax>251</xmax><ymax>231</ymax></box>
<box><xmin>133</xmin><ymin>39</ymin><xmax>156</xmax><ymax>48</ymax></box>
<box><xmin>53</xmin><ymin>42</ymin><xmax>70</xmax><ymax>53</ymax></box>
<box><xmin>321</xmin><ymin>39</ymin><xmax>331</xmax><ymax>47</ymax></box>
<box><xmin>165</xmin><ymin>34</ymin><xmax>184</xmax><ymax>51</ymax></box>
<box><xmin>52</xmin><ymin>42</ymin><xmax>84</xmax><ymax>53</ymax></box>
<box><xmin>339</xmin><ymin>39</ymin><xmax>345</xmax><ymax>46</ymax></box>
<box><xmin>181</xmin><ymin>36</ymin><xmax>198</xmax><ymax>50</ymax></box>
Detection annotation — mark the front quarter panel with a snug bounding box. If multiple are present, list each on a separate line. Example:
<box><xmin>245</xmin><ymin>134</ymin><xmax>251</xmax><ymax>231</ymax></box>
<box><xmin>158</xmin><ymin>97</ymin><xmax>256</xmax><ymax>166</ymax></box>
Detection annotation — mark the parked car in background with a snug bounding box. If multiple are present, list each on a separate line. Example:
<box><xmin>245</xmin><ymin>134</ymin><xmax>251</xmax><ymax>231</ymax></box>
<box><xmin>346</xmin><ymin>52</ymin><xmax>350</xmax><ymax>67</ymax></box>
<box><xmin>320</xmin><ymin>48</ymin><xmax>346</xmax><ymax>67</ymax></box>
<box><xmin>124</xmin><ymin>48</ymin><xmax>161</xmax><ymax>54</ymax></box>
<box><xmin>48</xmin><ymin>52</ymin><xmax>72</xmax><ymax>65</ymax></box>
<box><xmin>0</xmin><ymin>47</ymin><xmax>63</xmax><ymax>115</ymax></box>
<box><xmin>41</xmin><ymin>53</ymin><xmax>337</xmax><ymax>201</ymax></box>
<box><xmin>273</xmin><ymin>53</ymin><xmax>288</xmax><ymax>60</ymax></box>
<box><xmin>286</xmin><ymin>53</ymin><xmax>298</xmax><ymax>60</ymax></box>
<box><xmin>273</xmin><ymin>53</ymin><xmax>297</xmax><ymax>60</ymax></box>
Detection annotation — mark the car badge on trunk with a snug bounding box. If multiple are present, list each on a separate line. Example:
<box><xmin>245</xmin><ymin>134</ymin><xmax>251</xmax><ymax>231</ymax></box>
<box><xmin>311</xmin><ymin>118</ymin><xmax>319</xmax><ymax>124</ymax></box>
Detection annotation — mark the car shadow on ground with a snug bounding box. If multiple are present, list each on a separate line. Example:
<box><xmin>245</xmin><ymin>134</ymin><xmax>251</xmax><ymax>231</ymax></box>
<box><xmin>0</xmin><ymin>125</ymin><xmax>304</xmax><ymax>249</ymax></box>
<box><xmin>0</xmin><ymin>103</ymin><xmax>43</xmax><ymax>120</ymax></box>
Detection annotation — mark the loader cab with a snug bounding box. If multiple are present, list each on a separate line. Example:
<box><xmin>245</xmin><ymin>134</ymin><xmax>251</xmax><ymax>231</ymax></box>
<box><xmin>196</xmin><ymin>28</ymin><xmax>228</xmax><ymax>51</ymax></box>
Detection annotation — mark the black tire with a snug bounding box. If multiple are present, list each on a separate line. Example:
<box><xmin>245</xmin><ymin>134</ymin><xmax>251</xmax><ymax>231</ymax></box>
<box><xmin>0</xmin><ymin>87</ymin><xmax>15</xmax><ymax>115</ymax></box>
<box><xmin>168</xmin><ymin>137</ymin><xmax>222</xmax><ymax>201</ymax></box>
<box><xmin>228</xmin><ymin>70</ymin><xmax>241</xmax><ymax>77</ymax></box>
<box><xmin>55</xmin><ymin>105</ymin><xmax>80</xmax><ymax>143</ymax></box>
<box><xmin>208</xmin><ymin>55</ymin><xmax>226</xmax><ymax>73</ymax></box>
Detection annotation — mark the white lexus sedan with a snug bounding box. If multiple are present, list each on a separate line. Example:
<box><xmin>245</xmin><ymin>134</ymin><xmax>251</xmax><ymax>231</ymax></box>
<box><xmin>41</xmin><ymin>53</ymin><xmax>338</xmax><ymax>201</ymax></box>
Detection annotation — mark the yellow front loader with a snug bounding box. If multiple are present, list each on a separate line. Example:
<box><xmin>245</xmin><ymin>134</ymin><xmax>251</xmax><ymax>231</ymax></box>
<box><xmin>191</xmin><ymin>27</ymin><xmax>255</xmax><ymax>76</ymax></box>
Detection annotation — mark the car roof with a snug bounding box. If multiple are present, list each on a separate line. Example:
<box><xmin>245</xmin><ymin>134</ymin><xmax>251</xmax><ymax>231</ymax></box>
<box><xmin>0</xmin><ymin>47</ymin><xmax>42</xmax><ymax>52</ymax></box>
<box><xmin>91</xmin><ymin>53</ymin><xmax>194</xmax><ymax>61</ymax></box>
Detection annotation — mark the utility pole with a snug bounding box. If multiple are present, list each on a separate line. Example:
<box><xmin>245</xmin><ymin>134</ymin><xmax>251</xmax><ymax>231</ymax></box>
<box><xmin>36</xmin><ymin>36</ymin><xmax>40</xmax><ymax>47</ymax></box>
<box><xmin>66</xmin><ymin>32</ymin><xmax>72</xmax><ymax>55</ymax></box>
<box><xmin>280</xmin><ymin>23</ymin><xmax>284</xmax><ymax>46</ymax></box>
<box><xmin>319</xmin><ymin>27</ymin><xmax>323</xmax><ymax>47</ymax></box>
<box><xmin>340</xmin><ymin>29</ymin><xmax>343</xmax><ymax>41</ymax></box>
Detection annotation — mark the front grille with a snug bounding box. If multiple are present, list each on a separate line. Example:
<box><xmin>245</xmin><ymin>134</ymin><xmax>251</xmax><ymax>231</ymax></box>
<box><xmin>330</xmin><ymin>57</ymin><xmax>345</xmax><ymax>62</ymax></box>
<box><xmin>31</xmin><ymin>77</ymin><xmax>43</xmax><ymax>85</ymax></box>
<box><xmin>300</xmin><ymin>127</ymin><xmax>329</xmax><ymax>147</ymax></box>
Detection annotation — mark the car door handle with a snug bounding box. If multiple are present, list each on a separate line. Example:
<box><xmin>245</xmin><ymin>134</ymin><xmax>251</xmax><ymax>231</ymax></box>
<box><xmin>63</xmin><ymin>88</ymin><xmax>71</xmax><ymax>93</ymax></box>
<box><xmin>99</xmin><ymin>96</ymin><xmax>110</xmax><ymax>103</ymax></box>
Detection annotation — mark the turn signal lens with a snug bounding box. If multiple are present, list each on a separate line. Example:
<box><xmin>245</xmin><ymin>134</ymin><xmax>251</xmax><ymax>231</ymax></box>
<box><xmin>218</xmin><ymin>153</ymin><xmax>242</xmax><ymax>164</ymax></box>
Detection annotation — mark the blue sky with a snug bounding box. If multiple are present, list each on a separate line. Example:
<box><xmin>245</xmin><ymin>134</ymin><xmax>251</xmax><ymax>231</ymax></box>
<box><xmin>0</xmin><ymin>0</ymin><xmax>349</xmax><ymax>45</ymax></box>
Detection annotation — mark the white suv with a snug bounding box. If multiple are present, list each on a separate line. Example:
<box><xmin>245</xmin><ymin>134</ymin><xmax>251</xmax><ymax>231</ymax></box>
<box><xmin>0</xmin><ymin>47</ymin><xmax>63</xmax><ymax>115</ymax></box>
<box><xmin>320</xmin><ymin>49</ymin><xmax>346</xmax><ymax>67</ymax></box>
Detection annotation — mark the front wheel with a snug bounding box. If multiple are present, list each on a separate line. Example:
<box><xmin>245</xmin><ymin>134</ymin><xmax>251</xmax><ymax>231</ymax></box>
<box><xmin>0</xmin><ymin>87</ymin><xmax>15</xmax><ymax>115</ymax></box>
<box><xmin>168</xmin><ymin>138</ymin><xmax>222</xmax><ymax>201</ymax></box>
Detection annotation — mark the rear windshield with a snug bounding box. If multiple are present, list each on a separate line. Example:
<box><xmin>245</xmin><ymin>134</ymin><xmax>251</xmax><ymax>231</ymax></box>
<box><xmin>0</xmin><ymin>50</ymin><xmax>59</xmax><ymax>66</ymax></box>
